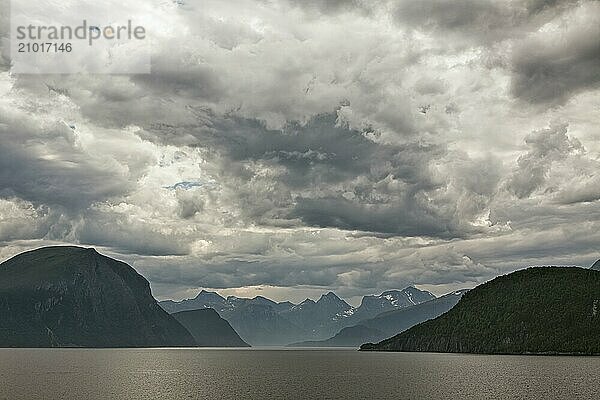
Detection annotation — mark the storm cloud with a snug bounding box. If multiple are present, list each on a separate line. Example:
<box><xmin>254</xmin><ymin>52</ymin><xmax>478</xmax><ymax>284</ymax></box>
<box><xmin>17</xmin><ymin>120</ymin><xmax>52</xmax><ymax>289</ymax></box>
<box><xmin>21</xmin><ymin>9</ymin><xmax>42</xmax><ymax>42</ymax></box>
<box><xmin>0</xmin><ymin>0</ymin><xmax>599</xmax><ymax>301</ymax></box>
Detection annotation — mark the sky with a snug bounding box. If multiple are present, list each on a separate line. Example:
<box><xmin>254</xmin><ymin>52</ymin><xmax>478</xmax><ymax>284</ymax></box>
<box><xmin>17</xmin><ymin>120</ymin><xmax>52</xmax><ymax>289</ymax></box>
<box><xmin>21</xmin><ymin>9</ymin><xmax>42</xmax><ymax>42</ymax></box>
<box><xmin>0</xmin><ymin>0</ymin><xmax>599</xmax><ymax>305</ymax></box>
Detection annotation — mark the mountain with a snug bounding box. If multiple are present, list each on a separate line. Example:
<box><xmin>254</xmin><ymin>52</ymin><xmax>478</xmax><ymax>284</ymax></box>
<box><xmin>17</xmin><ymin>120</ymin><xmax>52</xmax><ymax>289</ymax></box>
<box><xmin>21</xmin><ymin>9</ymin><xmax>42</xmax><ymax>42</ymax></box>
<box><xmin>290</xmin><ymin>290</ymin><xmax>466</xmax><ymax>347</ymax></box>
<box><xmin>159</xmin><ymin>286</ymin><xmax>436</xmax><ymax>345</ymax></box>
<box><xmin>352</xmin><ymin>287</ymin><xmax>436</xmax><ymax>321</ymax></box>
<box><xmin>591</xmin><ymin>259</ymin><xmax>600</xmax><ymax>269</ymax></box>
<box><xmin>280</xmin><ymin>287</ymin><xmax>436</xmax><ymax>340</ymax></box>
<box><xmin>160</xmin><ymin>292</ymin><xmax>305</xmax><ymax>345</ymax></box>
<box><xmin>361</xmin><ymin>289</ymin><xmax>467</xmax><ymax>336</ymax></box>
<box><xmin>280</xmin><ymin>292</ymin><xmax>354</xmax><ymax>339</ymax></box>
<box><xmin>221</xmin><ymin>303</ymin><xmax>308</xmax><ymax>345</ymax></box>
<box><xmin>172</xmin><ymin>309</ymin><xmax>249</xmax><ymax>347</ymax></box>
<box><xmin>0</xmin><ymin>246</ymin><xmax>195</xmax><ymax>348</ymax></box>
<box><xmin>361</xmin><ymin>267</ymin><xmax>600</xmax><ymax>354</ymax></box>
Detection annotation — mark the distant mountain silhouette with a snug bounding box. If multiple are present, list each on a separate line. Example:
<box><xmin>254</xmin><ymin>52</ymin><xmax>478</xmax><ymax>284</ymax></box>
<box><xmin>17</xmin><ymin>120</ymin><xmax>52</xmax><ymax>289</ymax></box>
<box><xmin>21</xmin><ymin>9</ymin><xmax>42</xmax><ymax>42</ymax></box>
<box><xmin>223</xmin><ymin>302</ymin><xmax>308</xmax><ymax>345</ymax></box>
<box><xmin>161</xmin><ymin>291</ymin><xmax>306</xmax><ymax>345</ymax></box>
<box><xmin>362</xmin><ymin>267</ymin><xmax>600</xmax><ymax>354</ymax></box>
<box><xmin>172</xmin><ymin>309</ymin><xmax>249</xmax><ymax>347</ymax></box>
<box><xmin>591</xmin><ymin>259</ymin><xmax>600</xmax><ymax>269</ymax></box>
<box><xmin>0</xmin><ymin>246</ymin><xmax>195</xmax><ymax>348</ymax></box>
<box><xmin>289</xmin><ymin>290</ymin><xmax>467</xmax><ymax>347</ymax></box>
<box><xmin>160</xmin><ymin>287</ymin><xmax>435</xmax><ymax>345</ymax></box>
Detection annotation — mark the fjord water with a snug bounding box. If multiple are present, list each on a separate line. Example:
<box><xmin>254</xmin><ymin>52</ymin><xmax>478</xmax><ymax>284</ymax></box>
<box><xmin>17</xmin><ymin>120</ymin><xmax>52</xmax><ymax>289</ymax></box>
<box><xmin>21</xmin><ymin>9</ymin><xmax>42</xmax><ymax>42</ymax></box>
<box><xmin>1</xmin><ymin>349</ymin><xmax>598</xmax><ymax>400</ymax></box>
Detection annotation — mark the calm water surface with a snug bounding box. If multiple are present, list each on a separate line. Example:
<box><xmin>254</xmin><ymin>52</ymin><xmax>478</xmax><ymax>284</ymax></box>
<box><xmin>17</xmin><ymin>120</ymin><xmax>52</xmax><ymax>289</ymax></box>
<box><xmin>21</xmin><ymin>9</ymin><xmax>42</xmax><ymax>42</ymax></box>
<box><xmin>0</xmin><ymin>348</ymin><xmax>599</xmax><ymax>399</ymax></box>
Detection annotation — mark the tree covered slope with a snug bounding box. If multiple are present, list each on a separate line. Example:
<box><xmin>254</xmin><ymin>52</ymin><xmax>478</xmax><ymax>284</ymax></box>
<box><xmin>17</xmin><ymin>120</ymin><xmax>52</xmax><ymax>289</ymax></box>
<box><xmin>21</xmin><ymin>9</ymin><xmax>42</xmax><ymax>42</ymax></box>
<box><xmin>362</xmin><ymin>267</ymin><xmax>600</xmax><ymax>355</ymax></box>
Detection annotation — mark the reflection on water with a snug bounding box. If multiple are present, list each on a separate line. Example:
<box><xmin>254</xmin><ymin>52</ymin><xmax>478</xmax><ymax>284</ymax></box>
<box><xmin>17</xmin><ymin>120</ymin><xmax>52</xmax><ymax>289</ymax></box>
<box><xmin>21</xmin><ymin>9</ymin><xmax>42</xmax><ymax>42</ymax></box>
<box><xmin>0</xmin><ymin>348</ymin><xmax>598</xmax><ymax>399</ymax></box>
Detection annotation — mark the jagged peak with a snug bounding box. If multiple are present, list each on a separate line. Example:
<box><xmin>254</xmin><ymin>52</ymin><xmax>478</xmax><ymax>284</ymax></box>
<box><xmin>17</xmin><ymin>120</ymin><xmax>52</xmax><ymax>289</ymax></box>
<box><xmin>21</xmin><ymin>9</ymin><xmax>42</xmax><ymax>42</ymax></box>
<box><xmin>320</xmin><ymin>291</ymin><xmax>348</xmax><ymax>302</ymax></box>
<box><xmin>319</xmin><ymin>291</ymin><xmax>340</xmax><ymax>300</ymax></box>
<box><xmin>194</xmin><ymin>289</ymin><xmax>225</xmax><ymax>301</ymax></box>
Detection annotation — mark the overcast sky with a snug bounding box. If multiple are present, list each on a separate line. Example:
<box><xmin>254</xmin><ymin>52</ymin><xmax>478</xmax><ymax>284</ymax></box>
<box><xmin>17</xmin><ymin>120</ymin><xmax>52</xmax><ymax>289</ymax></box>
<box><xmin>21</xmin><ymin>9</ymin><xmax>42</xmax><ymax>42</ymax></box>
<box><xmin>1</xmin><ymin>0</ymin><xmax>599</xmax><ymax>304</ymax></box>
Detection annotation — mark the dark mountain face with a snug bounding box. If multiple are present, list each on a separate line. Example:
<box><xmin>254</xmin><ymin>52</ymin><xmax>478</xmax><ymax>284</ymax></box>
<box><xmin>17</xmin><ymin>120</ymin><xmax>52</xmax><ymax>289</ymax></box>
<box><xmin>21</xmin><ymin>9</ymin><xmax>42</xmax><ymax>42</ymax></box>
<box><xmin>362</xmin><ymin>267</ymin><xmax>600</xmax><ymax>354</ymax></box>
<box><xmin>592</xmin><ymin>259</ymin><xmax>600</xmax><ymax>269</ymax></box>
<box><xmin>172</xmin><ymin>309</ymin><xmax>249</xmax><ymax>347</ymax></box>
<box><xmin>290</xmin><ymin>290</ymin><xmax>466</xmax><ymax>347</ymax></box>
<box><xmin>0</xmin><ymin>246</ymin><xmax>195</xmax><ymax>348</ymax></box>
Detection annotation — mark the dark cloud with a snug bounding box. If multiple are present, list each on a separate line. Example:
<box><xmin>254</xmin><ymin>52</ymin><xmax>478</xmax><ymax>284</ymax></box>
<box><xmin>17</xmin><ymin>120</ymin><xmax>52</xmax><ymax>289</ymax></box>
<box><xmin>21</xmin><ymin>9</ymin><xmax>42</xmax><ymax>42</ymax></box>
<box><xmin>156</xmin><ymin>113</ymin><xmax>499</xmax><ymax>238</ymax></box>
<box><xmin>1</xmin><ymin>0</ymin><xmax>599</xmax><ymax>301</ymax></box>
<box><xmin>510</xmin><ymin>8</ymin><xmax>600</xmax><ymax>104</ymax></box>
<box><xmin>208</xmin><ymin>113</ymin><xmax>428</xmax><ymax>185</ymax></box>
<box><xmin>0</xmin><ymin>114</ymin><xmax>134</xmax><ymax>210</ymax></box>
<box><xmin>524</xmin><ymin>0</ymin><xmax>581</xmax><ymax>15</ymax></box>
<box><xmin>287</xmin><ymin>0</ymin><xmax>373</xmax><ymax>15</ymax></box>
<box><xmin>291</xmin><ymin>196</ymin><xmax>455</xmax><ymax>237</ymax></box>
<box><xmin>393</xmin><ymin>0</ymin><xmax>522</xmax><ymax>43</ymax></box>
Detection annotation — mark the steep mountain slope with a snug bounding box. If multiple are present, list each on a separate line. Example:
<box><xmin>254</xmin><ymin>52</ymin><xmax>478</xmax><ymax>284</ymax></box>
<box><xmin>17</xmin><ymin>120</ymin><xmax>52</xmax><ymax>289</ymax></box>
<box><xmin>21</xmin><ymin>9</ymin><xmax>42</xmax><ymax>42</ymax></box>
<box><xmin>0</xmin><ymin>246</ymin><xmax>195</xmax><ymax>348</ymax></box>
<box><xmin>362</xmin><ymin>267</ymin><xmax>600</xmax><ymax>354</ymax></box>
<box><xmin>172</xmin><ymin>309</ymin><xmax>249</xmax><ymax>347</ymax></box>
<box><xmin>290</xmin><ymin>290</ymin><xmax>466</xmax><ymax>347</ymax></box>
<box><xmin>591</xmin><ymin>259</ymin><xmax>600</xmax><ymax>269</ymax></box>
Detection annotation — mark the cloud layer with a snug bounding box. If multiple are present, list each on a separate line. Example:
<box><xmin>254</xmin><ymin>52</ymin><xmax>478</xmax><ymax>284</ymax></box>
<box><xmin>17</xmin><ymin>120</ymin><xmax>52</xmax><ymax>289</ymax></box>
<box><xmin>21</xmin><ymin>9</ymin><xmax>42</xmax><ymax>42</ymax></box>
<box><xmin>1</xmin><ymin>0</ymin><xmax>599</xmax><ymax>301</ymax></box>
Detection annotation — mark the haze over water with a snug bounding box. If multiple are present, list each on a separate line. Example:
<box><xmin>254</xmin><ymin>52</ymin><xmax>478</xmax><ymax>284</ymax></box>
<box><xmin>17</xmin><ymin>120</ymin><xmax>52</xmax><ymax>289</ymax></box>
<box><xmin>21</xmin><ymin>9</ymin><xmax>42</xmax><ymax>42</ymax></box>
<box><xmin>1</xmin><ymin>349</ymin><xmax>598</xmax><ymax>400</ymax></box>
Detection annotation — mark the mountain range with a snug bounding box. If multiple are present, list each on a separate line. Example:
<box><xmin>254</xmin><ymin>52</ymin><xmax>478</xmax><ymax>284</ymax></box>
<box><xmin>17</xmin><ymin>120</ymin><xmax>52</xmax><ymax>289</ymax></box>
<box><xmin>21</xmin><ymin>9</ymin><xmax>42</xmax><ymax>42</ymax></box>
<box><xmin>159</xmin><ymin>286</ymin><xmax>436</xmax><ymax>345</ymax></box>
<box><xmin>290</xmin><ymin>289</ymin><xmax>468</xmax><ymax>347</ymax></box>
<box><xmin>3</xmin><ymin>246</ymin><xmax>599</xmax><ymax>353</ymax></box>
<box><xmin>361</xmin><ymin>267</ymin><xmax>600</xmax><ymax>354</ymax></box>
<box><xmin>0</xmin><ymin>247</ymin><xmax>246</xmax><ymax>348</ymax></box>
